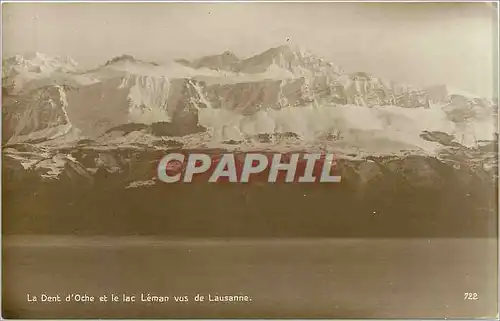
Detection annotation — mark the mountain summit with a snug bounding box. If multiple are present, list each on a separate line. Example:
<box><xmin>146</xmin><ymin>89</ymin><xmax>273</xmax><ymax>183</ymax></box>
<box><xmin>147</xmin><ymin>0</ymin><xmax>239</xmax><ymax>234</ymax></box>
<box><xmin>2</xmin><ymin>52</ymin><xmax>79</xmax><ymax>78</ymax></box>
<box><xmin>176</xmin><ymin>51</ymin><xmax>239</xmax><ymax>71</ymax></box>
<box><xmin>176</xmin><ymin>45</ymin><xmax>343</xmax><ymax>76</ymax></box>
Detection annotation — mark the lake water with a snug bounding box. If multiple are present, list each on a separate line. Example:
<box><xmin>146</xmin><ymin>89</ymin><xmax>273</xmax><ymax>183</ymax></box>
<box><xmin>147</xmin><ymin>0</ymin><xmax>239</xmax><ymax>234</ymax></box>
<box><xmin>2</xmin><ymin>237</ymin><xmax>497</xmax><ymax>318</ymax></box>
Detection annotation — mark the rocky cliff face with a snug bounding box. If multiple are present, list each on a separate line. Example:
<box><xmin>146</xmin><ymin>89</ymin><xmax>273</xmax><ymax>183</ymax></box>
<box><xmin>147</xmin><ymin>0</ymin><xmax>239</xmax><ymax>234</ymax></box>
<box><xmin>2</xmin><ymin>85</ymin><xmax>74</xmax><ymax>143</ymax></box>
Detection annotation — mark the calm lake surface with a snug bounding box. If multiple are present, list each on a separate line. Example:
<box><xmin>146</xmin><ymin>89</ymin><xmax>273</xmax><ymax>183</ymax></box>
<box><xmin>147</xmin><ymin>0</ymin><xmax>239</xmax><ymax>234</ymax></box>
<box><xmin>2</xmin><ymin>237</ymin><xmax>498</xmax><ymax>318</ymax></box>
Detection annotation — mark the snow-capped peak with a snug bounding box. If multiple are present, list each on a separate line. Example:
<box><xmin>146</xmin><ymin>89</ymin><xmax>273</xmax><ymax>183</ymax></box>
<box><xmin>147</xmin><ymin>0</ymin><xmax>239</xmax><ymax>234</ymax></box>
<box><xmin>232</xmin><ymin>44</ymin><xmax>343</xmax><ymax>77</ymax></box>
<box><xmin>446</xmin><ymin>86</ymin><xmax>482</xmax><ymax>99</ymax></box>
<box><xmin>2</xmin><ymin>52</ymin><xmax>79</xmax><ymax>78</ymax></box>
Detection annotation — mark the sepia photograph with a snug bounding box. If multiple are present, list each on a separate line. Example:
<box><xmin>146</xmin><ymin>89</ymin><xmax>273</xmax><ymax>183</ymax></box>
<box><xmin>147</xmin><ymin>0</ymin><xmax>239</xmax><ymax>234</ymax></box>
<box><xmin>1</xmin><ymin>1</ymin><xmax>499</xmax><ymax>319</ymax></box>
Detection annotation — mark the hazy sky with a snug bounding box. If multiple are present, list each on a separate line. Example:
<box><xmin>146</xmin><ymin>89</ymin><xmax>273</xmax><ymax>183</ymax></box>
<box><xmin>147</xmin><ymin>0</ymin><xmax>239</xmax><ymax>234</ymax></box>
<box><xmin>2</xmin><ymin>2</ymin><xmax>498</xmax><ymax>98</ymax></box>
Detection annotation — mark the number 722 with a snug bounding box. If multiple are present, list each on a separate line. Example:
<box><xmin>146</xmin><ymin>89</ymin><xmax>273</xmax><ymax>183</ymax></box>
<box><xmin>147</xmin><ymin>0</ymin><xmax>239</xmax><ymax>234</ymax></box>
<box><xmin>464</xmin><ymin>292</ymin><xmax>479</xmax><ymax>300</ymax></box>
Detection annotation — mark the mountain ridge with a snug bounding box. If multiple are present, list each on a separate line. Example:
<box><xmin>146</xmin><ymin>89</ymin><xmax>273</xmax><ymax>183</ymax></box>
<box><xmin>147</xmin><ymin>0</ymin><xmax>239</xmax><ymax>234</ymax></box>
<box><xmin>2</xmin><ymin>45</ymin><xmax>497</xmax><ymax>150</ymax></box>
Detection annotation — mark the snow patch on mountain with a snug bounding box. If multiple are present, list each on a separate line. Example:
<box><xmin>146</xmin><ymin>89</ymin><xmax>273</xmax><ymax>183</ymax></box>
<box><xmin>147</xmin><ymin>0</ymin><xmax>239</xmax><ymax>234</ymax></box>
<box><xmin>99</xmin><ymin>55</ymin><xmax>222</xmax><ymax>79</ymax></box>
<box><xmin>447</xmin><ymin>87</ymin><xmax>483</xmax><ymax>99</ymax></box>
<box><xmin>197</xmin><ymin>103</ymin><xmax>496</xmax><ymax>155</ymax></box>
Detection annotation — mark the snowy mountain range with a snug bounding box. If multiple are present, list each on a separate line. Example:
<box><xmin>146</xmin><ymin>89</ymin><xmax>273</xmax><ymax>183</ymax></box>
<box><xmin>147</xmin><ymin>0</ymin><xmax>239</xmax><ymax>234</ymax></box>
<box><xmin>2</xmin><ymin>45</ymin><xmax>498</xmax><ymax>182</ymax></box>
<box><xmin>3</xmin><ymin>45</ymin><xmax>496</xmax><ymax>144</ymax></box>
